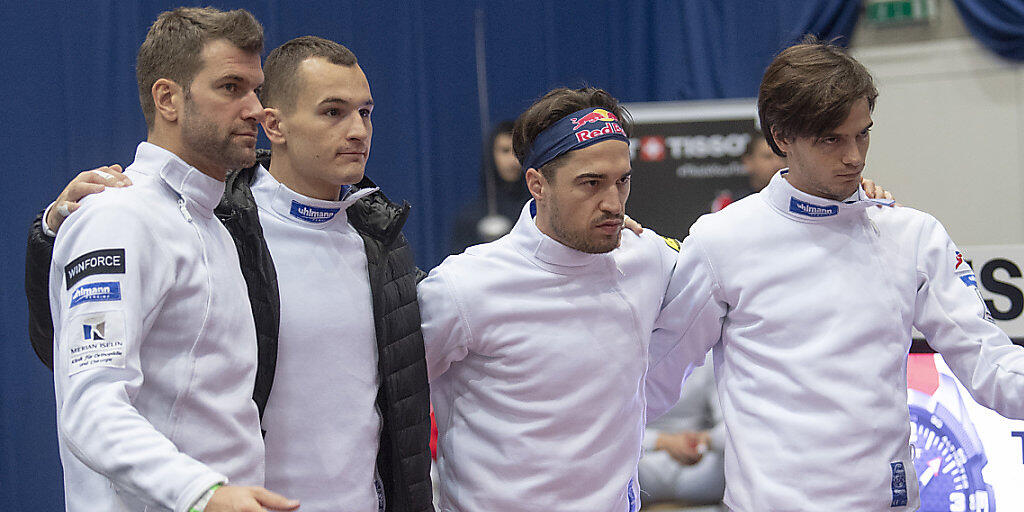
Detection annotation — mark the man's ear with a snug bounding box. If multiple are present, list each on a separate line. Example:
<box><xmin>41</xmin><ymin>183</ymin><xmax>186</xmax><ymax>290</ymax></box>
<box><xmin>770</xmin><ymin>126</ymin><xmax>790</xmax><ymax>157</ymax></box>
<box><xmin>152</xmin><ymin>78</ymin><xmax>182</xmax><ymax>123</ymax></box>
<box><xmin>525</xmin><ymin>168</ymin><xmax>547</xmax><ymax>201</ymax></box>
<box><xmin>262</xmin><ymin>107</ymin><xmax>286</xmax><ymax>145</ymax></box>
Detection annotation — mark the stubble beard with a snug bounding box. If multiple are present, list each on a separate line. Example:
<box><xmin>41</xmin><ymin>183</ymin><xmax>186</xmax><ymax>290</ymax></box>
<box><xmin>181</xmin><ymin>95</ymin><xmax>257</xmax><ymax>172</ymax></box>
<box><xmin>548</xmin><ymin>199</ymin><xmax>621</xmax><ymax>254</ymax></box>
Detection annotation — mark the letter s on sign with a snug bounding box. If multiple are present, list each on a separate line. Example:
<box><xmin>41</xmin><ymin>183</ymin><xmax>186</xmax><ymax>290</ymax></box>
<box><xmin>980</xmin><ymin>258</ymin><xmax>1024</xmax><ymax>321</ymax></box>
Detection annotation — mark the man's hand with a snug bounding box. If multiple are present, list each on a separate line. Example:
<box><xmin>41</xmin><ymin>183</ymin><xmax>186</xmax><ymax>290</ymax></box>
<box><xmin>206</xmin><ymin>485</ymin><xmax>300</xmax><ymax>512</ymax></box>
<box><xmin>45</xmin><ymin>164</ymin><xmax>131</xmax><ymax>234</ymax></box>
<box><xmin>860</xmin><ymin>177</ymin><xmax>896</xmax><ymax>204</ymax></box>
<box><xmin>655</xmin><ymin>430</ymin><xmax>710</xmax><ymax>466</ymax></box>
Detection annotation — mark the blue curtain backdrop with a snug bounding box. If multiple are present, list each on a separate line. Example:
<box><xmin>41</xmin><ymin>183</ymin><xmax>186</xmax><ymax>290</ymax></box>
<box><xmin>0</xmin><ymin>1</ymin><xmax>859</xmax><ymax>507</ymax></box>
<box><xmin>953</xmin><ymin>0</ymin><xmax>1024</xmax><ymax>60</ymax></box>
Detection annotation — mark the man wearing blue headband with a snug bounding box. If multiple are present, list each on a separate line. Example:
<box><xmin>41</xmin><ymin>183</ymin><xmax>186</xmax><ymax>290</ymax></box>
<box><xmin>417</xmin><ymin>87</ymin><xmax>701</xmax><ymax>511</ymax></box>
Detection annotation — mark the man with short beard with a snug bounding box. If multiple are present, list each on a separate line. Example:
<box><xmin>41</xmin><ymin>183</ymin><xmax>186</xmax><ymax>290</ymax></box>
<box><xmin>418</xmin><ymin>87</ymin><xmax>695</xmax><ymax>511</ymax></box>
<box><xmin>27</xmin><ymin>35</ymin><xmax>433</xmax><ymax>512</ymax></box>
<box><xmin>41</xmin><ymin>7</ymin><xmax>296</xmax><ymax>512</ymax></box>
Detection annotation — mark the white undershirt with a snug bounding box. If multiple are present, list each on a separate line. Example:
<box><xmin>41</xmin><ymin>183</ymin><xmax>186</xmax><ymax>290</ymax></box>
<box><xmin>251</xmin><ymin>166</ymin><xmax>382</xmax><ymax>511</ymax></box>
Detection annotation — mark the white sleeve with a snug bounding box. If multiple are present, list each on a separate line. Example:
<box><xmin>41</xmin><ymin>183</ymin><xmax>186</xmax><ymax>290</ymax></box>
<box><xmin>645</xmin><ymin>232</ymin><xmax>727</xmax><ymax>421</ymax></box>
<box><xmin>914</xmin><ymin>216</ymin><xmax>1024</xmax><ymax>419</ymax></box>
<box><xmin>417</xmin><ymin>264</ymin><xmax>474</xmax><ymax>381</ymax></box>
<box><xmin>52</xmin><ymin>200</ymin><xmax>226</xmax><ymax>512</ymax></box>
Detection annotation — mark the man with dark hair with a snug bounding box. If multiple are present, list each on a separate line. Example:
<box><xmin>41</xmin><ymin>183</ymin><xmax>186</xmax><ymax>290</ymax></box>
<box><xmin>651</xmin><ymin>36</ymin><xmax>1024</xmax><ymax>510</ymax></box>
<box><xmin>38</xmin><ymin>7</ymin><xmax>299</xmax><ymax>512</ymax></box>
<box><xmin>418</xmin><ymin>86</ymin><xmax>695</xmax><ymax>511</ymax></box>
<box><xmin>28</xmin><ymin>33</ymin><xmax>433</xmax><ymax>512</ymax></box>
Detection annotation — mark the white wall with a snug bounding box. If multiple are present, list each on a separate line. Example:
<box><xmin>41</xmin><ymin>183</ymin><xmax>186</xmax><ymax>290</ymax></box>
<box><xmin>853</xmin><ymin>38</ymin><xmax>1024</xmax><ymax>245</ymax></box>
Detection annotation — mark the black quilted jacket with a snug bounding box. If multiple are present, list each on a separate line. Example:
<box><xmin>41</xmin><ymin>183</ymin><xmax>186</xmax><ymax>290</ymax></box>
<box><xmin>24</xmin><ymin>150</ymin><xmax>434</xmax><ymax>511</ymax></box>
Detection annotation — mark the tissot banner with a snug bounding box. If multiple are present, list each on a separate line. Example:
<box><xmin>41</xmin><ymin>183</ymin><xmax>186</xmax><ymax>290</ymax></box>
<box><xmin>623</xmin><ymin>99</ymin><xmax>760</xmax><ymax>239</ymax></box>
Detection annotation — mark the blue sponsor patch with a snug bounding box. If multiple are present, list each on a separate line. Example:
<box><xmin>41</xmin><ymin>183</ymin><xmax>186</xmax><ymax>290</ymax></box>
<box><xmin>70</xmin><ymin>282</ymin><xmax>121</xmax><ymax>308</ymax></box>
<box><xmin>789</xmin><ymin>197</ymin><xmax>838</xmax><ymax>218</ymax></box>
<box><xmin>890</xmin><ymin>461</ymin><xmax>908</xmax><ymax>507</ymax></box>
<box><xmin>289</xmin><ymin>200</ymin><xmax>340</xmax><ymax>223</ymax></box>
<box><xmin>960</xmin><ymin>274</ymin><xmax>977</xmax><ymax>287</ymax></box>
<box><xmin>626</xmin><ymin>477</ymin><xmax>637</xmax><ymax>512</ymax></box>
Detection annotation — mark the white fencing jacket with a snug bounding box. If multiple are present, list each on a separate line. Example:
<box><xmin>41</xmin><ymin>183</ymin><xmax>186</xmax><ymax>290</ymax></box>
<box><xmin>419</xmin><ymin>201</ymin><xmax>686</xmax><ymax>512</ymax></box>
<box><xmin>49</xmin><ymin>142</ymin><xmax>264</xmax><ymax>511</ymax></box>
<box><xmin>650</xmin><ymin>171</ymin><xmax>1024</xmax><ymax>511</ymax></box>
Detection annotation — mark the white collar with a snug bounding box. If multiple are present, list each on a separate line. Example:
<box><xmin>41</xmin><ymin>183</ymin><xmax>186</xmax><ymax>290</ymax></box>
<box><xmin>252</xmin><ymin>165</ymin><xmax>377</xmax><ymax>230</ymax></box>
<box><xmin>133</xmin><ymin>142</ymin><xmax>225</xmax><ymax>217</ymax></box>
<box><xmin>763</xmin><ymin>169</ymin><xmax>895</xmax><ymax>223</ymax></box>
<box><xmin>506</xmin><ymin>200</ymin><xmax>616</xmax><ymax>276</ymax></box>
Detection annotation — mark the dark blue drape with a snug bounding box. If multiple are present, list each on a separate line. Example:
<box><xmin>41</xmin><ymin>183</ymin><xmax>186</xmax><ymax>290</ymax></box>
<box><xmin>954</xmin><ymin>0</ymin><xmax>1024</xmax><ymax>61</ymax></box>
<box><xmin>0</xmin><ymin>1</ymin><xmax>858</xmax><ymax>507</ymax></box>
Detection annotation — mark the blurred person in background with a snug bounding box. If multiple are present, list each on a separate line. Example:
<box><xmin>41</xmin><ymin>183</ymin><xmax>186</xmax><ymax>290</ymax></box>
<box><xmin>710</xmin><ymin>134</ymin><xmax>785</xmax><ymax>212</ymax></box>
<box><xmin>449</xmin><ymin>120</ymin><xmax>531</xmax><ymax>253</ymax></box>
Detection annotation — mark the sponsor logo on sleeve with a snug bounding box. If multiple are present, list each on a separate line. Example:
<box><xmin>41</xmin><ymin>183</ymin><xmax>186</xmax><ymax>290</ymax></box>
<box><xmin>789</xmin><ymin>197</ymin><xmax>838</xmax><ymax>218</ymax></box>
<box><xmin>64</xmin><ymin>248</ymin><xmax>125</xmax><ymax>289</ymax></box>
<box><xmin>68</xmin><ymin>311</ymin><xmax>126</xmax><ymax>375</ymax></box>
<box><xmin>289</xmin><ymin>200</ymin><xmax>340</xmax><ymax>223</ymax></box>
<box><xmin>69</xmin><ymin>281</ymin><xmax>121</xmax><ymax>308</ymax></box>
<box><xmin>952</xmin><ymin>250</ymin><xmax>996</xmax><ymax>323</ymax></box>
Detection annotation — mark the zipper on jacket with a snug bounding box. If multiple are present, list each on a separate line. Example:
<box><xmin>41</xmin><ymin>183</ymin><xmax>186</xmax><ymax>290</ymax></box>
<box><xmin>178</xmin><ymin>197</ymin><xmax>193</xmax><ymax>223</ymax></box>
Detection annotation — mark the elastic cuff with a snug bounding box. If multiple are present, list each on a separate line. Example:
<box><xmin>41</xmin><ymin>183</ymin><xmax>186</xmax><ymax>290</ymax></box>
<box><xmin>189</xmin><ymin>484</ymin><xmax>223</xmax><ymax>512</ymax></box>
<box><xmin>41</xmin><ymin>202</ymin><xmax>58</xmax><ymax>238</ymax></box>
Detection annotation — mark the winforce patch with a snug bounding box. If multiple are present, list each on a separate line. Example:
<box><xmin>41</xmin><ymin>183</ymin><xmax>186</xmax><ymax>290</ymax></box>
<box><xmin>67</xmin><ymin>310</ymin><xmax>126</xmax><ymax>375</ymax></box>
<box><xmin>789</xmin><ymin>197</ymin><xmax>838</xmax><ymax>218</ymax></box>
<box><xmin>70</xmin><ymin>281</ymin><xmax>121</xmax><ymax>308</ymax></box>
<box><xmin>890</xmin><ymin>461</ymin><xmax>908</xmax><ymax>507</ymax></box>
<box><xmin>65</xmin><ymin>248</ymin><xmax>125</xmax><ymax>289</ymax></box>
<box><xmin>290</xmin><ymin>200</ymin><xmax>340</xmax><ymax>223</ymax></box>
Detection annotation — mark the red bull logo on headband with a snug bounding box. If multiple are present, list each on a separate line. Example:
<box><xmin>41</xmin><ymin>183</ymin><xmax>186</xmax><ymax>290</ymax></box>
<box><xmin>571</xmin><ymin>108</ymin><xmax>624</xmax><ymax>142</ymax></box>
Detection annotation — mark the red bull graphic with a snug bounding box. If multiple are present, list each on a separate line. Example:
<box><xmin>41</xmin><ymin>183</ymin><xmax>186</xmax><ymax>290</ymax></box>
<box><xmin>571</xmin><ymin>108</ymin><xmax>617</xmax><ymax>129</ymax></box>
<box><xmin>571</xmin><ymin>108</ymin><xmax>624</xmax><ymax>142</ymax></box>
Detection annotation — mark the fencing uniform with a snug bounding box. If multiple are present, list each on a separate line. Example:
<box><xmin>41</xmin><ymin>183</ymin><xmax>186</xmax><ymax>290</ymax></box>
<box><xmin>650</xmin><ymin>170</ymin><xmax>1024</xmax><ymax>511</ymax></box>
<box><xmin>419</xmin><ymin>200</ymin><xmax>687</xmax><ymax>512</ymax></box>
<box><xmin>249</xmin><ymin>165</ymin><xmax>385</xmax><ymax>511</ymax></box>
<box><xmin>49</xmin><ymin>142</ymin><xmax>264</xmax><ymax>511</ymax></box>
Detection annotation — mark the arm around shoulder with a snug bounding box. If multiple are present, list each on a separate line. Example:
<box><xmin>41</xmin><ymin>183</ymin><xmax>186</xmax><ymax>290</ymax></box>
<box><xmin>26</xmin><ymin>210</ymin><xmax>57</xmax><ymax>368</ymax></box>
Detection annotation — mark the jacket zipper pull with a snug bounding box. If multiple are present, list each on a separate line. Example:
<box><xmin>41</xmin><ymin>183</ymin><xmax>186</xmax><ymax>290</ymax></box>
<box><xmin>178</xmin><ymin>197</ymin><xmax>193</xmax><ymax>223</ymax></box>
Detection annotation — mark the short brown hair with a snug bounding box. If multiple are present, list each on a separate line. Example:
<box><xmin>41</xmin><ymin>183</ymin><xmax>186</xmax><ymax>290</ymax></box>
<box><xmin>513</xmin><ymin>87</ymin><xmax>633</xmax><ymax>180</ymax></box>
<box><xmin>261</xmin><ymin>36</ymin><xmax>358</xmax><ymax>112</ymax></box>
<box><xmin>136</xmin><ymin>7</ymin><xmax>264</xmax><ymax>128</ymax></box>
<box><xmin>758</xmin><ymin>35</ymin><xmax>877</xmax><ymax>157</ymax></box>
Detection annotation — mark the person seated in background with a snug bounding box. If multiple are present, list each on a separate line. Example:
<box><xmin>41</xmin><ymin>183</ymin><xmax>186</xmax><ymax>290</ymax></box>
<box><xmin>639</xmin><ymin>353</ymin><xmax>725</xmax><ymax>508</ymax></box>
<box><xmin>449</xmin><ymin>120</ymin><xmax>532</xmax><ymax>253</ymax></box>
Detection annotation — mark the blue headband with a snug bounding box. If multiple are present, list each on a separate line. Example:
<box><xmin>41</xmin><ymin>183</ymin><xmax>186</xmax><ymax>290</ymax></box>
<box><xmin>520</xmin><ymin>107</ymin><xmax>628</xmax><ymax>173</ymax></box>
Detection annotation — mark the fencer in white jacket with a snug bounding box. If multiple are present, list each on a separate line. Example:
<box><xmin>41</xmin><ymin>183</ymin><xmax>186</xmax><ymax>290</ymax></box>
<box><xmin>648</xmin><ymin>40</ymin><xmax>1024</xmax><ymax>510</ymax></box>
<box><xmin>50</xmin><ymin>143</ymin><xmax>266</xmax><ymax>511</ymax></box>
<box><xmin>419</xmin><ymin>94</ymin><xmax>698</xmax><ymax>511</ymax></box>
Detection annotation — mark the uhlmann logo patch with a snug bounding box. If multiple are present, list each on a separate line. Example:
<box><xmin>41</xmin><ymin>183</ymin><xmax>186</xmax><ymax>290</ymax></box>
<box><xmin>290</xmin><ymin>200</ymin><xmax>340</xmax><ymax>223</ymax></box>
<box><xmin>70</xmin><ymin>281</ymin><xmax>121</xmax><ymax>308</ymax></box>
<box><xmin>789</xmin><ymin>197</ymin><xmax>838</xmax><ymax>218</ymax></box>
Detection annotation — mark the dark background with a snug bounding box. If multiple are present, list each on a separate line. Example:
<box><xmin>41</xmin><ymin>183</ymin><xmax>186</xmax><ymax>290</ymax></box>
<box><xmin>1</xmin><ymin>1</ymin><xmax>860</xmax><ymax>507</ymax></box>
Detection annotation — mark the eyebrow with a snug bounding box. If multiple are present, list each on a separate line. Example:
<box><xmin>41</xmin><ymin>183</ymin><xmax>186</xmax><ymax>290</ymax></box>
<box><xmin>319</xmin><ymin>97</ymin><xmax>374</xmax><ymax>107</ymax></box>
